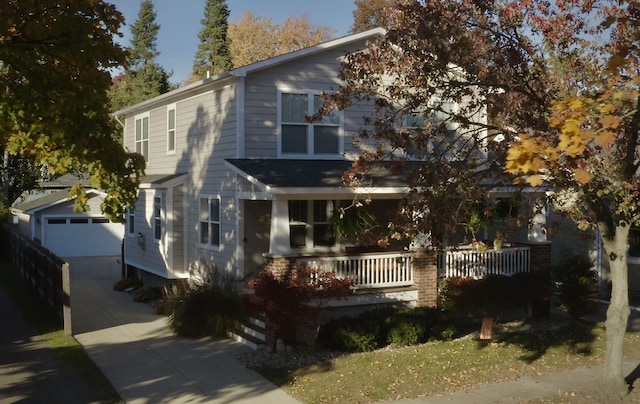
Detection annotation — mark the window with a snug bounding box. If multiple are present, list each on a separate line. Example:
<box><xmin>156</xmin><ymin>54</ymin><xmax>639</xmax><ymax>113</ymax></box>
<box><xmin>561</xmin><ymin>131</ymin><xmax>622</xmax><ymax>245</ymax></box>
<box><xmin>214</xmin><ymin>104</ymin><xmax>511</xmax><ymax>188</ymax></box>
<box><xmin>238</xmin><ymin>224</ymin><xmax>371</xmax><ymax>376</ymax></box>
<box><xmin>288</xmin><ymin>200</ymin><xmax>338</xmax><ymax>249</ymax></box>
<box><xmin>153</xmin><ymin>196</ymin><xmax>162</xmax><ymax>241</ymax></box>
<box><xmin>70</xmin><ymin>218</ymin><xmax>89</xmax><ymax>224</ymax></box>
<box><xmin>167</xmin><ymin>105</ymin><xmax>176</xmax><ymax>154</ymax></box>
<box><xmin>127</xmin><ymin>208</ymin><xmax>135</xmax><ymax>236</ymax></box>
<box><xmin>135</xmin><ymin>113</ymin><xmax>149</xmax><ymax>161</ymax></box>
<box><xmin>404</xmin><ymin>100</ymin><xmax>459</xmax><ymax>158</ymax></box>
<box><xmin>199</xmin><ymin>197</ymin><xmax>220</xmax><ymax>248</ymax></box>
<box><xmin>279</xmin><ymin>91</ymin><xmax>342</xmax><ymax>157</ymax></box>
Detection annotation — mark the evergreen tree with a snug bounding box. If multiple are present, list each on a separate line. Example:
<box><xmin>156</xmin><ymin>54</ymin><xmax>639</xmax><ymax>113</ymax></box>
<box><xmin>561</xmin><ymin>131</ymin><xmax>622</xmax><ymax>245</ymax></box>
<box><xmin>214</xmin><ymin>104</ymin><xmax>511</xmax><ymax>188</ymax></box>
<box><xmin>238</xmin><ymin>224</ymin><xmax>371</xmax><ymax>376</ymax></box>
<box><xmin>192</xmin><ymin>0</ymin><xmax>232</xmax><ymax>79</ymax></box>
<box><xmin>109</xmin><ymin>0</ymin><xmax>170</xmax><ymax>112</ymax></box>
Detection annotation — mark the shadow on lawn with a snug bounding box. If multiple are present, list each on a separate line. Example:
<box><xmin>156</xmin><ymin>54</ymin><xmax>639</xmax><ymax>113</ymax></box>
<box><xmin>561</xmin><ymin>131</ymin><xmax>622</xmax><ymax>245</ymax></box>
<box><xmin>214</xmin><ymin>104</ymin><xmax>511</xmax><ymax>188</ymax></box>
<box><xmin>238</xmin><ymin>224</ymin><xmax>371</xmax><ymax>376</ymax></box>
<box><xmin>475</xmin><ymin>316</ymin><xmax>599</xmax><ymax>363</ymax></box>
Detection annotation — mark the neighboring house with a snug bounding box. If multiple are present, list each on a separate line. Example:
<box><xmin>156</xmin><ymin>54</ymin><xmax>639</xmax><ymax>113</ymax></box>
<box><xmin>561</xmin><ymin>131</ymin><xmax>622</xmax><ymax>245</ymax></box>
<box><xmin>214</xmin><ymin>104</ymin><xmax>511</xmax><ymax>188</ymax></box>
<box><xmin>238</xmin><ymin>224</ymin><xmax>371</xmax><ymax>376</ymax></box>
<box><xmin>12</xmin><ymin>188</ymin><xmax>124</xmax><ymax>261</ymax></box>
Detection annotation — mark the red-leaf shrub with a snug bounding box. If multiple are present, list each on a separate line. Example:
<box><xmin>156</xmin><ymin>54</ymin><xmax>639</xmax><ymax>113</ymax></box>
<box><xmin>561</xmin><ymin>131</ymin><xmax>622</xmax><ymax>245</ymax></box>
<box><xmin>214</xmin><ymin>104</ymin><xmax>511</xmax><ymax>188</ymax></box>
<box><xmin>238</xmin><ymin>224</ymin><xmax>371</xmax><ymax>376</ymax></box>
<box><xmin>249</xmin><ymin>267</ymin><xmax>353</xmax><ymax>344</ymax></box>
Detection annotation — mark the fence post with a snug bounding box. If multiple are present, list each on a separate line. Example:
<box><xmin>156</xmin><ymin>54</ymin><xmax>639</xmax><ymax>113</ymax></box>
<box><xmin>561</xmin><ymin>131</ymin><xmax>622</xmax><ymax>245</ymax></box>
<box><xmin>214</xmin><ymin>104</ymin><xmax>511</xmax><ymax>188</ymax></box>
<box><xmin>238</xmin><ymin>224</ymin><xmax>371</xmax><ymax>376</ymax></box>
<box><xmin>62</xmin><ymin>262</ymin><xmax>72</xmax><ymax>335</ymax></box>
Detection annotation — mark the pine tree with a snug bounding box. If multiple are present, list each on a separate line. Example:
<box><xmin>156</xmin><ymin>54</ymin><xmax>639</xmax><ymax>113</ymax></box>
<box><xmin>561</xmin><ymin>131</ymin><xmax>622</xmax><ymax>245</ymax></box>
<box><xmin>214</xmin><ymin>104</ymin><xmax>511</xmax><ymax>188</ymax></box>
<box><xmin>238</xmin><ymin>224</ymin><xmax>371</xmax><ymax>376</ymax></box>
<box><xmin>192</xmin><ymin>0</ymin><xmax>232</xmax><ymax>79</ymax></box>
<box><xmin>109</xmin><ymin>0</ymin><xmax>170</xmax><ymax>112</ymax></box>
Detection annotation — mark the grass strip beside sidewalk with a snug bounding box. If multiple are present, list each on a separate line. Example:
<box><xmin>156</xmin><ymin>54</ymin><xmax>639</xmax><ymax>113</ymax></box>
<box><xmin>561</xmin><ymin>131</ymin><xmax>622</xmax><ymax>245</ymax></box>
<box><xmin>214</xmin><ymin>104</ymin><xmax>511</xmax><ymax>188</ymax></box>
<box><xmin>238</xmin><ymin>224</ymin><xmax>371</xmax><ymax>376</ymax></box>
<box><xmin>0</xmin><ymin>262</ymin><xmax>122</xmax><ymax>403</ymax></box>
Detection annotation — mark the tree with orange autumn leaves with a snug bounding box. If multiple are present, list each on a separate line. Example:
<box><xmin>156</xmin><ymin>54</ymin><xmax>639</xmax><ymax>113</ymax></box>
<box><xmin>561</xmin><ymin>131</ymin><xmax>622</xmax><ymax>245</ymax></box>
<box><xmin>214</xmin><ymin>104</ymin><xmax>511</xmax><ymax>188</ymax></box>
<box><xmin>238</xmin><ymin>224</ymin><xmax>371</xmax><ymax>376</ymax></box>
<box><xmin>325</xmin><ymin>0</ymin><xmax>640</xmax><ymax>396</ymax></box>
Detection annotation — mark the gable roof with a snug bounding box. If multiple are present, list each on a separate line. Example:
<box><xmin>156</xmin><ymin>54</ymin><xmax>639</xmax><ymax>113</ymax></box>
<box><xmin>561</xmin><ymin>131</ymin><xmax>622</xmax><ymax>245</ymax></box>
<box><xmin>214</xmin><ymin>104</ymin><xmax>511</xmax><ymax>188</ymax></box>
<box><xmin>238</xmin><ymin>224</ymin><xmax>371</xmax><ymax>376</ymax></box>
<box><xmin>39</xmin><ymin>173</ymin><xmax>91</xmax><ymax>189</ymax></box>
<box><xmin>114</xmin><ymin>28</ymin><xmax>386</xmax><ymax>116</ymax></box>
<box><xmin>12</xmin><ymin>189</ymin><xmax>72</xmax><ymax>213</ymax></box>
<box><xmin>225</xmin><ymin>158</ymin><xmax>415</xmax><ymax>195</ymax></box>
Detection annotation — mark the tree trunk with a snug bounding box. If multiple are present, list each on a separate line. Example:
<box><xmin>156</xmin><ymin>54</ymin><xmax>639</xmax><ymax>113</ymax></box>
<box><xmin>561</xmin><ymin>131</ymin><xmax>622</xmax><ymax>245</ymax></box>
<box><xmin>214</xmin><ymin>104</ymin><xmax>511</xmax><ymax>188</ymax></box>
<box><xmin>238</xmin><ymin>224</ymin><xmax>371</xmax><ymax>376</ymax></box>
<box><xmin>600</xmin><ymin>222</ymin><xmax>631</xmax><ymax>396</ymax></box>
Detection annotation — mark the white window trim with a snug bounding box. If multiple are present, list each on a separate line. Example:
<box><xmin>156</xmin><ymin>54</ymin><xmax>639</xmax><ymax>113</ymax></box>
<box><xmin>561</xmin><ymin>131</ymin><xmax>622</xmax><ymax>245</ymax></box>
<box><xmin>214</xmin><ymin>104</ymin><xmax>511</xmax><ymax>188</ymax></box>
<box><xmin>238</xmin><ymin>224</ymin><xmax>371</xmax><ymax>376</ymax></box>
<box><xmin>288</xmin><ymin>199</ymin><xmax>342</xmax><ymax>253</ymax></box>
<box><xmin>153</xmin><ymin>194</ymin><xmax>163</xmax><ymax>242</ymax></box>
<box><xmin>401</xmin><ymin>99</ymin><xmax>461</xmax><ymax>158</ymax></box>
<box><xmin>134</xmin><ymin>112</ymin><xmax>150</xmax><ymax>164</ymax></box>
<box><xmin>198</xmin><ymin>195</ymin><xmax>221</xmax><ymax>251</ymax></box>
<box><xmin>167</xmin><ymin>103</ymin><xmax>176</xmax><ymax>155</ymax></box>
<box><xmin>277</xmin><ymin>89</ymin><xmax>344</xmax><ymax>159</ymax></box>
<box><xmin>126</xmin><ymin>207</ymin><xmax>135</xmax><ymax>237</ymax></box>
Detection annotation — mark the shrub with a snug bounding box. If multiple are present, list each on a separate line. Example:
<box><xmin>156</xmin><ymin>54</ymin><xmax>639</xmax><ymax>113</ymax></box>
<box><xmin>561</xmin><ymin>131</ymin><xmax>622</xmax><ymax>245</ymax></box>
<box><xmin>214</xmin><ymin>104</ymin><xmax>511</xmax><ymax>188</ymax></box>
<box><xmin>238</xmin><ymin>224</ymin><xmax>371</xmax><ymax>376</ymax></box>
<box><xmin>438</xmin><ymin>273</ymin><xmax>550</xmax><ymax>319</ymax></box>
<box><xmin>249</xmin><ymin>267</ymin><xmax>353</xmax><ymax>345</ymax></box>
<box><xmin>169</xmin><ymin>283</ymin><xmax>243</xmax><ymax>338</ymax></box>
<box><xmin>113</xmin><ymin>277</ymin><xmax>141</xmax><ymax>291</ymax></box>
<box><xmin>155</xmin><ymin>283</ymin><xmax>188</xmax><ymax>315</ymax></box>
<box><xmin>133</xmin><ymin>285</ymin><xmax>161</xmax><ymax>303</ymax></box>
<box><xmin>552</xmin><ymin>253</ymin><xmax>598</xmax><ymax>319</ymax></box>
<box><xmin>318</xmin><ymin>306</ymin><xmax>455</xmax><ymax>352</ymax></box>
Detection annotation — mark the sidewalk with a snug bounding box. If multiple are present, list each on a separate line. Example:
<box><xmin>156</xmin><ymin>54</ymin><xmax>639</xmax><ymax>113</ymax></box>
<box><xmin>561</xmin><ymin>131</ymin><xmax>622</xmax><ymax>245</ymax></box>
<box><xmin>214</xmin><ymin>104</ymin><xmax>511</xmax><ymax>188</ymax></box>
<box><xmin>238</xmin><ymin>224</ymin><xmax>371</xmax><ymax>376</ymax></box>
<box><xmin>69</xmin><ymin>262</ymin><xmax>300</xmax><ymax>404</ymax></box>
<box><xmin>0</xmin><ymin>288</ymin><xmax>98</xmax><ymax>404</ymax></box>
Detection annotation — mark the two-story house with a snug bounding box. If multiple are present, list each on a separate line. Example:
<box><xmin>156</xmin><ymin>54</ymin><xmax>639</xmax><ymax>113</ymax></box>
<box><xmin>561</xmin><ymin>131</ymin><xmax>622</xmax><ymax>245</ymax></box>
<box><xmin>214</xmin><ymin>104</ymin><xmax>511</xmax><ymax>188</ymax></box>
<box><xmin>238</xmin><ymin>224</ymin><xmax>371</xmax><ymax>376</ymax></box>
<box><xmin>115</xmin><ymin>28</ymin><xmax>571</xmax><ymax>305</ymax></box>
<box><xmin>115</xmin><ymin>28</ymin><xmax>415</xmax><ymax>285</ymax></box>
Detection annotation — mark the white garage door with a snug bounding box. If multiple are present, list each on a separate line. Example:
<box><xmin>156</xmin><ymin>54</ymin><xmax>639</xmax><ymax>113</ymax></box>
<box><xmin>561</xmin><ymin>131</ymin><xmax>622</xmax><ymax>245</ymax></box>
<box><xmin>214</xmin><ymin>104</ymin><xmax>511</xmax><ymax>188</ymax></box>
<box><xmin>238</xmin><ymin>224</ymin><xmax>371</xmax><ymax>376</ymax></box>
<box><xmin>43</xmin><ymin>217</ymin><xmax>123</xmax><ymax>258</ymax></box>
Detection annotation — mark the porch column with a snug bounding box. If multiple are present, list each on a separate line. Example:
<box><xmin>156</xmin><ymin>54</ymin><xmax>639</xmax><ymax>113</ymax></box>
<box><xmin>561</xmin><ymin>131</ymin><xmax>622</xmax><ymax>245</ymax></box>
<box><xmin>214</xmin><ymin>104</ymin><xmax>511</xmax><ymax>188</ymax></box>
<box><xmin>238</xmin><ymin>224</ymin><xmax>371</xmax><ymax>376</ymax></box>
<box><xmin>269</xmin><ymin>197</ymin><xmax>290</xmax><ymax>255</ymax></box>
<box><xmin>528</xmin><ymin>197</ymin><xmax>547</xmax><ymax>242</ymax></box>
<box><xmin>525</xmin><ymin>241</ymin><xmax>552</xmax><ymax>273</ymax></box>
<box><xmin>412</xmin><ymin>250</ymin><xmax>438</xmax><ymax>307</ymax></box>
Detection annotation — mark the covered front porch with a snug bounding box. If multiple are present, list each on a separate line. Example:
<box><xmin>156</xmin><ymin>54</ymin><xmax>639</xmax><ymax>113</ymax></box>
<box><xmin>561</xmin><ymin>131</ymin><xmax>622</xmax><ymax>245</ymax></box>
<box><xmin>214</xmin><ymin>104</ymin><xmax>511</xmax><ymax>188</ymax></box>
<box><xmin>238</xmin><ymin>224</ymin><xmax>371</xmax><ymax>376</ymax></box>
<box><xmin>227</xmin><ymin>158</ymin><xmax>551</xmax><ymax>307</ymax></box>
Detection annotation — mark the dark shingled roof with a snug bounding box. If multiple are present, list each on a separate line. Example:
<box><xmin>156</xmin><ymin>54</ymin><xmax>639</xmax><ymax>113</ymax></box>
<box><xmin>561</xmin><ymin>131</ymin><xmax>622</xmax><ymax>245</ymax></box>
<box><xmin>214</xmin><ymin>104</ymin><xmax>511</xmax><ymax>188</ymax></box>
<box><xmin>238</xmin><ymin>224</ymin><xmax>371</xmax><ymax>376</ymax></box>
<box><xmin>139</xmin><ymin>173</ymin><xmax>187</xmax><ymax>185</ymax></box>
<box><xmin>225</xmin><ymin>159</ymin><xmax>417</xmax><ymax>189</ymax></box>
<box><xmin>13</xmin><ymin>189</ymin><xmax>72</xmax><ymax>213</ymax></box>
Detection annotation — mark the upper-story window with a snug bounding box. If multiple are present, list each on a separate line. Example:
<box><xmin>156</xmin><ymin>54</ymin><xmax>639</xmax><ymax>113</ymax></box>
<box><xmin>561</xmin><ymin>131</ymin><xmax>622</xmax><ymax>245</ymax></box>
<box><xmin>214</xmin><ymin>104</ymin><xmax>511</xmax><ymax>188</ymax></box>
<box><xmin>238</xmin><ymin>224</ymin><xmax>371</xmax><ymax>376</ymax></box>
<box><xmin>405</xmin><ymin>100</ymin><xmax>460</xmax><ymax>158</ymax></box>
<box><xmin>167</xmin><ymin>104</ymin><xmax>176</xmax><ymax>154</ymax></box>
<box><xmin>135</xmin><ymin>112</ymin><xmax>149</xmax><ymax>162</ymax></box>
<box><xmin>278</xmin><ymin>90</ymin><xmax>342</xmax><ymax>158</ymax></box>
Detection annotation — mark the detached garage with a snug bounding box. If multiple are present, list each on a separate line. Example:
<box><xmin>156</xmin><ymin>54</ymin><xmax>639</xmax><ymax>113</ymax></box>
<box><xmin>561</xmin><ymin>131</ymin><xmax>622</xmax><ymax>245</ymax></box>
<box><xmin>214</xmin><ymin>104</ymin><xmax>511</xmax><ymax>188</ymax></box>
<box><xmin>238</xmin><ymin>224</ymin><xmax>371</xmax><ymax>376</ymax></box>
<box><xmin>12</xmin><ymin>189</ymin><xmax>124</xmax><ymax>259</ymax></box>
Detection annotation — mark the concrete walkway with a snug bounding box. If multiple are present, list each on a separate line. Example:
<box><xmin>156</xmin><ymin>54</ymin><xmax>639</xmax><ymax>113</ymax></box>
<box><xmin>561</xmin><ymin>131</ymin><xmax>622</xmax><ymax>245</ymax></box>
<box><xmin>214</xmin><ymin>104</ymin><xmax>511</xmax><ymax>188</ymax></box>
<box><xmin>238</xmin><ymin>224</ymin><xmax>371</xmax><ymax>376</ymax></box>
<box><xmin>69</xmin><ymin>259</ymin><xmax>300</xmax><ymax>404</ymax></box>
<box><xmin>0</xmin><ymin>288</ymin><xmax>98</xmax><ymax>404</ymax></box>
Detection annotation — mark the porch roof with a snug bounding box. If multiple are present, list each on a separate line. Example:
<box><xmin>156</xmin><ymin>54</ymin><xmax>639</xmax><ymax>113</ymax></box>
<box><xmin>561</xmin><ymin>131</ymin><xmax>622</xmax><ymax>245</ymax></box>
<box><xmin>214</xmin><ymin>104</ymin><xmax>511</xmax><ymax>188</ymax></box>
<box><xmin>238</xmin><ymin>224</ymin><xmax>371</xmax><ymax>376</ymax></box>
<box><xmin>225</xmin><ymin>159</ymin><xmax>416</xmax><ymax>194</ymax></box>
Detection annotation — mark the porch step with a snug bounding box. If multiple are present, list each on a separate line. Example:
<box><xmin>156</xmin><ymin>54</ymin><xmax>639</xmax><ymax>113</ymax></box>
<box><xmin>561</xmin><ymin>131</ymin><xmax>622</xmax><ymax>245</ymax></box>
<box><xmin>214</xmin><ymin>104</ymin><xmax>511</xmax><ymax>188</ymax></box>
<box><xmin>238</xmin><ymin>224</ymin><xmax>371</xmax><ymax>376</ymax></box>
<box><xmin>228</xmin><ymin>314</ymin><xmax>267</xmax><ymax>350</ymax></box>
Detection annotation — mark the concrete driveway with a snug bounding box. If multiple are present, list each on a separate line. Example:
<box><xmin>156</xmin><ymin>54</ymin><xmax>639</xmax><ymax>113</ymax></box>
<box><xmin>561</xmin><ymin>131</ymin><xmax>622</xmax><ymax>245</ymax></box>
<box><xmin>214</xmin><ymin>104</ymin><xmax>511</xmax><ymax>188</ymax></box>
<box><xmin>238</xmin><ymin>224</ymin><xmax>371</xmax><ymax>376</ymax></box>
<box><xmin>68</xmin><ymin>257</ymin><xmax>300</xmax><ymax>404</ymax></box>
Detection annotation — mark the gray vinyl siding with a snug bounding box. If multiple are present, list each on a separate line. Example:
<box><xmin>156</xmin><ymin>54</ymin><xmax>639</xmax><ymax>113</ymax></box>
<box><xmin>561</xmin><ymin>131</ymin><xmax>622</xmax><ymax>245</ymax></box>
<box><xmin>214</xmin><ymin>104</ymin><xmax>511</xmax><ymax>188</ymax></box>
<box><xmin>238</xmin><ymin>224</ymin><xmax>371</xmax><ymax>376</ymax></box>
<box><xmin>243</xmin><ymin>41</ymin><xmax>371</xmax><ymax>159</ymax></box>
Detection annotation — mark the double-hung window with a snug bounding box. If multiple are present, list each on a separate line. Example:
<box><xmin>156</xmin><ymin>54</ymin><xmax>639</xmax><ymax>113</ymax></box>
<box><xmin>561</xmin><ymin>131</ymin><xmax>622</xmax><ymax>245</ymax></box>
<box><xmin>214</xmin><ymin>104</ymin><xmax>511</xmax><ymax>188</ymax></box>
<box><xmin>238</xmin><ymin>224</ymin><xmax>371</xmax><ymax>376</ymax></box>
<box><xmin>135</xmin><ymin>113</ymin><xmax>149</xmax><ymax>162</ymax></box>
<box><xmin>167</xmin><ymin>104</ymin><xmax>176</xmax><ymax>154</ymax></box>
<box><xmin>199</xmin><ymin>196</ymin><xmax>220</xmax><ymax>248</ymax></box>
<box><xmin>404</xmin><ymin>100</ymin><xmax>459</xmax><ymax>158</ymax></box>
<box><xmin>289</xmin><ymin>200</ymin><xmax>338</xmax><ymax>249</ymax></box>
<box><xmin>153</xmin><ymin>196</ymin><xmax>163</xmax><ymax>241</ymax></box>
<box><xmin>279</xmin><ymin>91</ymin><xmax>342</xmax><ymax>158</ymax></box>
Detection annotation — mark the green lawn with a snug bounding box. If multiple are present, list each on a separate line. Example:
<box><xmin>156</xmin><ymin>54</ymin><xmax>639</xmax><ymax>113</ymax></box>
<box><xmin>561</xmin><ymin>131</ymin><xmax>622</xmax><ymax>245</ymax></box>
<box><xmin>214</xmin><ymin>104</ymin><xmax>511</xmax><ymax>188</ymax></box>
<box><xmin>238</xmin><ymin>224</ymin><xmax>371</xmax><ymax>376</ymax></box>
<box><xmin>251</xmin><ymin>317</ymin><xmax>640</xmax><ymax>403</ymax></box>
<box><xmin>0</xmin><ymin>262</ymin><xmax>122</xmax><ymax>403</ymax></box>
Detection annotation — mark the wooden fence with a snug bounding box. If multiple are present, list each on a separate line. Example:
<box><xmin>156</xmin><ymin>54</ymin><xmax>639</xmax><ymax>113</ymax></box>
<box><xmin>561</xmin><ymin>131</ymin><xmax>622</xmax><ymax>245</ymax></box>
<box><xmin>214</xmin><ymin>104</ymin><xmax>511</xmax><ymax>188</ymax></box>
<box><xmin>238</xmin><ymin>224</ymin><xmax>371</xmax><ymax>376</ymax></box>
<box><xmin>2</xmin><ymin>225</ymin><xmax>72</xmax><ymax>334</ymax></box>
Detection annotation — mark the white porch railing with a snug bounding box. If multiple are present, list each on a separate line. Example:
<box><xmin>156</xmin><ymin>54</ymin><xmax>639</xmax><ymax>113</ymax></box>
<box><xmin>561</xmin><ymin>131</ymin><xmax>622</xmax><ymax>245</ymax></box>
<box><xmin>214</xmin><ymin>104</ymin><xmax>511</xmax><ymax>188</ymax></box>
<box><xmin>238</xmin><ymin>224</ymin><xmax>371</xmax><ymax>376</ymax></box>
<box><xmin>298</xmin><ymin>252</ymin><xmax>413</xmax><ymax>289</ymax></box>
<box><xmin>438</xmin><ymin>247</ymin><xmax>530</xmax><ymax>279</ymax></box>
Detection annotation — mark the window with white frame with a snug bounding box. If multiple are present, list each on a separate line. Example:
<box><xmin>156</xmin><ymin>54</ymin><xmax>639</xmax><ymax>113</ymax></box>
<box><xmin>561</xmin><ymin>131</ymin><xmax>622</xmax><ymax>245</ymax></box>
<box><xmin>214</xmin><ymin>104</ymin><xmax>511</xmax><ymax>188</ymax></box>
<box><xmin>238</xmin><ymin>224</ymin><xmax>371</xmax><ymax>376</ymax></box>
<box><xmin>404</xmin><ymin>100</ymin><xmax>459</xmax><ymax>157</ymax></box>
<box><xmin>288</xmin><ymin>200</ymin><xmax>338</xmax><ymax>249</ymax></box>
<box><xmin>127</xmin><ymin>207</ymin><xmax>135</xmax><ymax>236</ymax></box>
<box><xmin>199</xmin><ymin>197</ymin><xmax>220</xmax><ymax>247</ymax></box>
<box><xmin>153</xmin><ymin>196</ymin><xmax>162</xmax><ymax>241</ymax></box>
<box><xmin>167</xmin><ymin>104</ymin><xmax>176</xmax><ymax>154</ymax></box>
<box><xmin>279</xmin><ymin>91</ymin><xmax>342</xmax><ymax>157</ymax></box>
<box><xmin>135</xmin><ymin>113</ymin><xmax>149</xmax><ymax>161</ymax></box>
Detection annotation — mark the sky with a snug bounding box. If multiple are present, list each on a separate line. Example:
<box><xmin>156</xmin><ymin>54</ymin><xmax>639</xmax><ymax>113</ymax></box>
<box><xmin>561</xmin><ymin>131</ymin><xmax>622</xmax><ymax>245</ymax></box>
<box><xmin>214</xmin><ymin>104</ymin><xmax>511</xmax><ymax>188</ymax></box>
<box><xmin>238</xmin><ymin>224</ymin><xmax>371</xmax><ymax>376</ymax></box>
<box><xmin>108</xmin><ymin>0</ymin><xmax>358</xmax><ymax>83</ymax></box>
